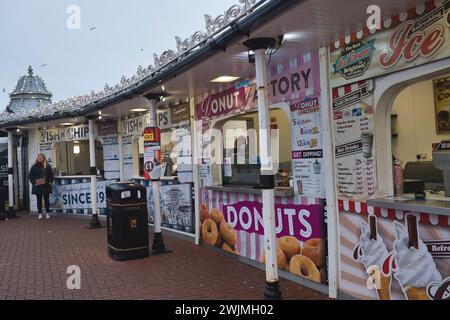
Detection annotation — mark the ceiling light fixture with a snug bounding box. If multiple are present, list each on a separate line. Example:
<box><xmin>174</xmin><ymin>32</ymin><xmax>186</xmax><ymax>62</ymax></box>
<box><xmin>283</xmin><ymin>32</ymin><xmax>305</xmax><ymax>41</ymax></box>
<box><xmin>211</xmin><ymin>76</ymin><xmax>240</xmax><ymax>83</ymax></box>
<box><xmin>130</xmin><ymin>108</ymin><xmax>148</xmax><ymax>112</ymax></box>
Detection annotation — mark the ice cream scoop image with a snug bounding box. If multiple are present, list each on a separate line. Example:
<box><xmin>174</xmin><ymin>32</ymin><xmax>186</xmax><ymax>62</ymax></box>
<box><xmin>354</xmin><ymin>220</ymin><xmax>389</xmax><ymax>268</ymax></box>
<box><xmin>392</xmin><ymin>221</ymin><xmax>443</xmax><ymax>300</ymax></box>
<box><xmin>353</xmin><ymin>219</ymin><xmax>390</xmax><ymax>300</ymax></box>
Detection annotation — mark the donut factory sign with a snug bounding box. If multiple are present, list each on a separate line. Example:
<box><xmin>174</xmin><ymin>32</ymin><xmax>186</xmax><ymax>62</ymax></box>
<box><xmin>330</xmin><ymin>0</ymin><xmax>450</xmax><ymax>87</ymax></box>
<box><xmin>196</xmin><ymin>53</ymin><xmax>320</xmax><ymax>120</ymax></box>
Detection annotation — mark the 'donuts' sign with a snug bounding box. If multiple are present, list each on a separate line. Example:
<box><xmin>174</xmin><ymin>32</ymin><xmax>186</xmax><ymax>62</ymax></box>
<box><xmin>330</xmin><ymin>1</ymin><xmax>450</xmax><ymax>87</ymax></box>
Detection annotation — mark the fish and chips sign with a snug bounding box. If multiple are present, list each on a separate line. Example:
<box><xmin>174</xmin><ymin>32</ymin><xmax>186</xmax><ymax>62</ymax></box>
<box><xmin>331</xmin><ymin>1</ymin><xmax>450</xmax><ymax>87</ymax></box>
<box><xmin>40</xmin><ymin>125</ymin><xmax>90</xmax><ymax>144</ymax></box>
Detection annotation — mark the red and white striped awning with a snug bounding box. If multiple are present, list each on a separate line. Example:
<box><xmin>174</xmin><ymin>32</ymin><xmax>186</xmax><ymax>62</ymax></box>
<box><xmin>338</xmin><ymin>199</ymin><xmax>450</xmax><ymax>227</ymax></box>
<box><xmin>330</xmin><ymin>0</ymin><xmax>445</xmax><ymax>51</ymax></box>
<box><xmin>331</xmin><ymin>80</ymin><xmax>374</xmax><ymax>99</ymax></box>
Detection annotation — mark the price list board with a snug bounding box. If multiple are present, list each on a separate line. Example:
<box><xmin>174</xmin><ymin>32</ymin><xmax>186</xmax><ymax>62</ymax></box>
<box><xmin>290</xmin><ymin>97</ymin><xmax>325</xmax><ymax>198</ymax></box>
<box><xmin>332</xmin><ymin>81</ymin><xmax>378</xmax><ymax>201</ymax></box>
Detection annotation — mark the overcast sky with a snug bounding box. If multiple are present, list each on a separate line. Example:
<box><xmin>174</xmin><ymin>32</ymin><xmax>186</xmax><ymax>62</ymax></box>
<box><xmin>0</xmin><ymin>0</ymin><xmax>238</xmax><ymax>107</ymax></box>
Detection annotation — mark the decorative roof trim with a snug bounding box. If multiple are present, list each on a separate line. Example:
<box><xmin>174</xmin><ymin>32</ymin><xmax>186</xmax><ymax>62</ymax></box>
<box><xmin>0</xmin><ymin>0</ymin><xmax>268</xmax><ymax>125</ymax></box>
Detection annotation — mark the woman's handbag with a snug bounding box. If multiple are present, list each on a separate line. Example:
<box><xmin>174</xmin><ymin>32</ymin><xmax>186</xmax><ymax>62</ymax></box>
<box><xmin>35</xmin><ymin>178</ymin><xmax>46</xmax><ymax>186</ymax></box>
<box><xmin>35</xmin><ymin>167</ymin><xmax>46</xmax><ymax>186</ymax></box>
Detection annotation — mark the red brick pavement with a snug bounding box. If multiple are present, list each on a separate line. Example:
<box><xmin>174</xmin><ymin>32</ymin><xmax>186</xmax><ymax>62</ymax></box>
<box><xmin>0</xmin><ymin>214</ymin><xmax>329</xmax><ymax>300</ymax></box>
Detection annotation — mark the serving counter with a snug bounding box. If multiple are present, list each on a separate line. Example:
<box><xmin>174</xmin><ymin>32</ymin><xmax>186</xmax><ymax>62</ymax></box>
<box><xmin>368</xmin><ymin>192</ymin><xmax>450</xmax><ymax>217</ymax></box>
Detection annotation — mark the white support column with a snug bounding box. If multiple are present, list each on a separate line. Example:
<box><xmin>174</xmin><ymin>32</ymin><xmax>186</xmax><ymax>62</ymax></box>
<box><xmin>117</xmin><ymin>118</ymin><xmax>124</xmax><ymax>182</ymax></box>
<box><xmin>190</xmin><ymin>98</ymin><xmax>201</xmax><ymax>245</ymax></box>
<box><xmin>254</xmin><ymin>47</ymin><xmax>281</xmax><ymax>300</ymax></box>
<box><xmin>144</xmin><ymin>94</ymin><xmax>170</xmax><ymax>255</ymax></box>
<box><xmin>148</xmin><ymin>99</ymin><xmax>162</xmax><ymax>235</ymax></box>
<box><xmin>319</xmin><ymin>46</ymin><xmax>340</xmax><ymax>299</ymax></box>
<box><xmin>88</xmin><ymin>118</ymin><xmax>101</xmax><ymax>229</ymax></box>
<box><xmin>7</xmin><ymin>130</ymin><xmax>15</xmax><ymax>218</ymax></box>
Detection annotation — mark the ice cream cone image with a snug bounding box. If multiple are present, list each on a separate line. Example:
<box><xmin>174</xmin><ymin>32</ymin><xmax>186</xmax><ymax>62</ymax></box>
<box><xmin>392</xmin><ymin>216</ymin><xmax>443</xmax><ymax>301</ymax></box>
<box><xmin>405</xmin><ymin>287</ymin><xmax>430</xmax><ymax>300</ymax></box>
<box><xmin>377</xmin><ymin>273</ymin><xmax>392</xmax><ymax>301</ymax></box>
<box><xmin>354</xmin><ymin>216</ymin><xmax>391</xmax><ymax>300</ymax></box>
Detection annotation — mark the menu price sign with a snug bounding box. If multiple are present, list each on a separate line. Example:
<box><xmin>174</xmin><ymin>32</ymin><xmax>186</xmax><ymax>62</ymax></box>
<box><xmin>291</xmin><ymin>97</ymin><xmax>325</xmax><ymax>198</ymax></box>
<box><xmin>143</xmin><ymin>127</ymin><xmax>161</xmax><ymax>180</ymax></box>
<box><xmin>332</xmin><ymin>81</ymin><xmax>377</xmax><ymax>201</ymax></box>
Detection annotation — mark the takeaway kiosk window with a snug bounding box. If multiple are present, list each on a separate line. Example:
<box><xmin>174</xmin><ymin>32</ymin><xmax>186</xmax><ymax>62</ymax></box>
<box><xmin>214</xmin><ymin>109</ymin><xmax>292</xmax><ymax>187</ymax></box>
<box><xmin>160</xmin><ymin>125</ymin><xmax>192</xmax><ymax>177</ymax></box>
<box><xmin>53</xmin><ymin>140</ymin><xmax>104</xmax><ymax>176</ymax></box>
<box><xmin>390</xmin><ymin>76</ymin><xmax>450</xmax><ymax>197</ymax></box>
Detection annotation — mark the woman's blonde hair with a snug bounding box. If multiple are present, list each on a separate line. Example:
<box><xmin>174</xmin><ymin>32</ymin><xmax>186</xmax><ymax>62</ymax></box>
<box><xmin>36</xmin><ymin>154</ymin><xmax>48</xmax><ymax>167</ymax></box>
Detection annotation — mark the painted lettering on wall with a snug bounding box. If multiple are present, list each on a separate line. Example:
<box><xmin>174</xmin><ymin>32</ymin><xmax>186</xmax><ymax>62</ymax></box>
<box><xmin>223</xmin><ymin>201</ymin><xmax>324</xmax><ymax>242</ymax></box>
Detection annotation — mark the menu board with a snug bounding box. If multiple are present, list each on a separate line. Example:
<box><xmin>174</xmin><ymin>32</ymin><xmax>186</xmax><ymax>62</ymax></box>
<box><xmin>172</xmin><ymin>125</ymin><xmax>193</xmax><ymax>183</ymax></box>
<box><xmin>101</xmin><ymin>135</ymin><xmax>120</xmax><ymax>180</ymax></box>
<box><xmin>122</xmin><ymin>135</ymin><xmax>133</xmax><ymax>180</ymax></box>
<box><xmin>291</xmin><ymin>96</ymin><xmax>325</xmax><ymax>198</ymax></box>
<box><xmin>332</xmin><ymin>80</ymin><xmax>377</xmax><ymax>201</ymax></box>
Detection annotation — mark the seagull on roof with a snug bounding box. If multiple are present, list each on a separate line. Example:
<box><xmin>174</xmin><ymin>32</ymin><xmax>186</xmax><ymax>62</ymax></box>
<box><xmin>89</xmin><ymin>27</ymin><xmax>97</xmax><ymax>31</ymax></box>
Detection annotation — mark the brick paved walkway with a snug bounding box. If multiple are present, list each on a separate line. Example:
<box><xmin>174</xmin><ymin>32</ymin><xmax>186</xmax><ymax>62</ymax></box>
<box><xmin>0</xmin><ymin>214</ymin><xmax>329</xmax><ymax>300</ymax></box>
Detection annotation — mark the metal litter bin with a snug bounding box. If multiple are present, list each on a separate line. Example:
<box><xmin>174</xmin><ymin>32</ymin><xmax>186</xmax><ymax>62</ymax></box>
<box><xmin>106</xmin><ymin>183</ymin><xmax>149</xmax><ymax>261</ymax></box>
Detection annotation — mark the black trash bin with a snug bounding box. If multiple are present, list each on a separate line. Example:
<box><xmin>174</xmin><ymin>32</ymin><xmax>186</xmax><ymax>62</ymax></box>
<box><xmin>106</xmin><ymin>183</ymin><xmax>149</xmax><ymax>261</ymax></box>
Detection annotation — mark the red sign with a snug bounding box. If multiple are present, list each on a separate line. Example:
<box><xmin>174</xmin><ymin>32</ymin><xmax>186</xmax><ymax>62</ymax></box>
<box><xmin>380</xmin><ymin>21</ymin><xmax>445</xmax><ymax>68</ymax></box>
<box><xmin>195</xmin><ymin>86</ymin><xmax>249</xmax><ymax>119</ymax></box>
<box><xmin>143</xmin><ymin>127</ymin><xmax>161</xmax><ymax>180</ymax></box>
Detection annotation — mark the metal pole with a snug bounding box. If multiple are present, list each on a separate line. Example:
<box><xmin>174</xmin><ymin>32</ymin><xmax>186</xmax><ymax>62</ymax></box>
<box><xmin>255</xmin><ymin>48</ymin><xmax>281</xmax><ymax>300</ymax></box>
<box><xmin>7</xmin><ymin>130</ymin><xmax>16</xmax><ymax>219</ymax></box>
<box><xmin>145</xmin><ymin>96</ymin><xmax>170</xmax><ymax>255</ymax></box>
<box><xmin>190</xmin><ymin>98</ymin><xmax>201</xmax><ymax>245</ymax></box>
<box><xmin>319</xmin><ymin>47</ymin><xmax>340</xmax><ymax>299</ymax></box>
<box><xmin>88</xmin><ymin>118</ymin><xmax>101</xmax><ymax>229</ymax></box>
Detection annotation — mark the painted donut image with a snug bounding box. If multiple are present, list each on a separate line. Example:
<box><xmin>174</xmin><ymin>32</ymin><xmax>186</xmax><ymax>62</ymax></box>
<box><xmin>262</xmin><ymin>246</ymin><xmax>287</xmax><ymax>271</ymax></box>
<box><xmin>221</xmin><ymin>242</ymin><xmax>239</xmax><ymax>255</ymax></box>
<box><xmin>278</xmin><ymin>236</ymin><xmax>301</xmax><ymax>260</ymax></box>
<box><xmin>302</xmin><ymin>238</ymin><xmax>325</xmax><ymax>268</ymax></box>
<box><xmin>215</xmin><ymin>233</ymin><xmax>223</xmax><ymax>247</ymax></box>
<box><xmin>219</xmin><ymin>222</ymin><xmax>237</xmax><ymax>246</ymax></box>
<box><xmin>211</xmin><ymin>208</ymin><xmax>225</xmax><ymax>225</ymax></box>
<box><xmin>289</xmin><ymin>255</ymin><xmax>321</xmax><ymax>283</ymax></box>
<box><xmin>200</xmin><ymin>203</ymin><xmax>211</xmax><ymax>223</ymax></box>
<box><xmin>201</xmin><ymin>218</ymin><xmax>219</xmax><ymax>246</ymax></box>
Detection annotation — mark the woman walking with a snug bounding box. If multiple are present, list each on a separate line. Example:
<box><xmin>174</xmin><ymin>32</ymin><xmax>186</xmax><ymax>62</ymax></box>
<box><xmin>28</xmin><ymin>154</ymin><xmax>54</xmax><ymax>220</ymax></box>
